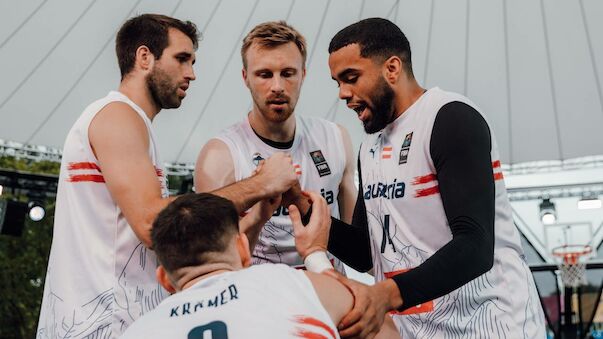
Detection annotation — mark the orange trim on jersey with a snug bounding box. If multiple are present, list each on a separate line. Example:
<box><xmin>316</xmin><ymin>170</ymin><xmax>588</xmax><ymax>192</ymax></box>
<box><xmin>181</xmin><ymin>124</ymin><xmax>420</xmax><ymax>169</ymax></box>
<box><xmin>292</xmin><ymin>316</ymin><xmax>336</xmax><ymax>339</ymax></box>
<box><xmin>382</xmin><ymin>154</ymin><xmax>392</xmax><ymax>159</ymax></box>
<box><xmin>68</xmin><ymin>174</ymin><xmax>105</xmax><ymax>183</ymax></box>
<box><xmin>68</xmin><ymin>162</ymin><xmax>101</xmax><ymax>171</ymax></box>
<box><xmin>493</xmin><ymin>172</ymin><xmax>504</xmax><ymax>181</ymax></box>
<box><xmin>293</xmin><ymin>330</ymin><xmax>328</xmax><ymax>339</ymax></box>
<box><xmin>415</xmin><ymin>185</ymin><xmax>439</xmax><ymax>197</ymax></box>
<box><xmin>412</xmin><ymin>173</ymin><xmax>437</xmax><ymax>185</ymax></box>
<box><xmin>384</xmin><ymin>270</ymin><xmax>434</xmax><ymax>315</ymax></box>
<box><xmin>155</xmin><ymin>168</ymin><xmax>164</xmax><ymax>177</ymax></box>
<box><xmin>492</xmin><ymin>160</ymin><xmax>501</xmax><ymax>168</ymax></box>
<box><xmin>294</xmin><ymin>164</ymin><xmax>302</xmax><ymax>175</ymax></box>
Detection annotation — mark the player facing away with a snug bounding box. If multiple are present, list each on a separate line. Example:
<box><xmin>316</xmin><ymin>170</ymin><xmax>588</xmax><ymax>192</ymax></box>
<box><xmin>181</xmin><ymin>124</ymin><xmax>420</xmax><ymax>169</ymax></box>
<box><xmin>121</xmin><ymin>192</ymin><xmax>398</xmax><ymax>339</ymax></box>
<box><xmin>195</xmin><ymin>21</ymin><xmax>357</xmax><ymax>271</ymax></box>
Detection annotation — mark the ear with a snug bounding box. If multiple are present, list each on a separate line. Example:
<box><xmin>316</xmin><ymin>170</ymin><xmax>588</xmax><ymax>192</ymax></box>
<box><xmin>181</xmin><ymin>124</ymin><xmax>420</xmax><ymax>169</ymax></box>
<box><xmin>156</xmin><ymin>266</ymin><xmax>177</xmax><ymax>294</ymax></box>
<box><xmin>135</xmin><ymin>45</ymin><xmax>155</xmax><ymax>72</ymax></box>
<box><xmin>242</xmin><ymin>68</ymin><xmax>250</xmax><ymax>89</ymax></box>
<box><xmin>383</xmin><ymin>56</ymin><xmax>402</xmax><ymax>84</ymax></box>
<box><xmin>236</xmin><ymin>233</ymin><xmax>252</xmax><ymax>268</ymax></box>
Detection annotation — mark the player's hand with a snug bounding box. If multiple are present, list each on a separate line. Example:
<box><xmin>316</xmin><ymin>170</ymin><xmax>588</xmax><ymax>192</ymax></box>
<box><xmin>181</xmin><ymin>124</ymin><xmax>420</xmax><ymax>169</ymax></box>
<box><xmin>281</xmin><ymin>180</ymin><xmax>308</xmax><ymax>209</ymax></box>
<box><xmin>289</xmin><ymin>191</ymin><xmax>331</xmax><ymax>258</ymax></box>
<box><xmin>252</xmin><ymin>195</ymin><xmax>281</xmax><ymax>225</ymax></box>
<box><xmin>256</xmin><ymin>152</ymin><xmax>298</xmax><ymax>196</ymax></box>
<box><xmin>324</xmin><ymin>271</ymin><xmax>395</xmax><ymax>338</ymax></box>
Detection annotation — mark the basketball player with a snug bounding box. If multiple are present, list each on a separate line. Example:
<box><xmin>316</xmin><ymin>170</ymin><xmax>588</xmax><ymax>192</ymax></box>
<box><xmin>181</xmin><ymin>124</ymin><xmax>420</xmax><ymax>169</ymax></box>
<box><xmin>291</xmin><ymin>18</ymin><xmax>546</xmax><ymax>338</ymax></box>
<box><xmin>37</xmin><ymin>15</ymin><xmax>298</xmax><ymax>338</ymax></box>
<box><xmin>195</xmin><ymin>21</ymin><xmax>356</xmax><ymax>270</ymax></box>
<box><xmin>121</xmin><ymin>192</ymin><xmax>397</xmax><ymax>338</ymax></box>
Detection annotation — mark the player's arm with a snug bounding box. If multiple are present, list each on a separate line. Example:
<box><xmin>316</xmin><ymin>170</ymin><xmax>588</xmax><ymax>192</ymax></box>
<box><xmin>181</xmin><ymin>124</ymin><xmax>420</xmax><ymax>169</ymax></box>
<box><xmin>287</xmin><ymin>155</ymin><xmax>373</xmax><ymax>272</ymax></box>
<box><xmin>194</xmin><ymin>138</ymin><xmax>235</xmax><ymax>192</ymax></box>
<box><xmin>305</xmin><ymin>272</ymin><xmax>399</xmax><ymax>338</ymax></box>
<box><xmin>89</xmin><ymin>102</ymin><xmax>175</xmax><ymax>248</ymax></box>
<box><xmin>336</xmin><ymin>124</ymin><xmax>356</xmax><ymax>223</ymax></box>
<box><xmin>390</xmin><ymin>101</ymin><xmax>496</xmax><ymax>310</ymax></box>
<box><xmin>195</xmin><ymin>138</ymin><xmax>284</xmax><ymax>247</ymax></box>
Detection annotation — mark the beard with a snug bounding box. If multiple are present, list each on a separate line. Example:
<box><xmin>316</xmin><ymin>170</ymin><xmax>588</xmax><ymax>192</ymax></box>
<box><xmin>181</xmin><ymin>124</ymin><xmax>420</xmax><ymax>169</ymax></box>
<box><xmin>363</xmin><ymin>76</ymin><xmax>396</xmax><ymax>134</ymax></box>
<box><xmin>251</xmin><ymin>91</ymin><xmax>296</xmax><ymax>123</ymax></box>
<box><xmin>147</xmin><ymin>67</ymin><xmax>182</xmax><ymax>109</ymax></box>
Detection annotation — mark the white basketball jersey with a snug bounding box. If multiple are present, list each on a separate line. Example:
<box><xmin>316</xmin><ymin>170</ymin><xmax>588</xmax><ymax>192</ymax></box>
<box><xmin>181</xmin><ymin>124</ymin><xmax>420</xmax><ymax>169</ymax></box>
<box><xmin>37</xmin><ymin>91</ymin><xmax>169</xmax><ymax>339</ymax></box>
<box><xmin>121</xmin><ymin>264</ymin><xmax>340</xmax><ymax>339</ymax></box>
<box><xmin>215</xmin><ymin>115</ymin><xmax>346</xmax><ymax>270</ymax></box>
<box><xmin>359</xmin><ymin>88</ymin><xmax>545</xmax><ymax>338</ymax></box>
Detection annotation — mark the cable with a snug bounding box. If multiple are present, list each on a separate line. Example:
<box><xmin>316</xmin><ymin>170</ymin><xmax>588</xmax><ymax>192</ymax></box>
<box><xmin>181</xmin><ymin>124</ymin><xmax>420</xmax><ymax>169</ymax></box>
<box><xmin>540</xmin><ymin>0</ymin><xmax>564</xmax><ymax>160</ymax></box>
<box><xmin>25</xmin><ymin>0</ymin><xmax>144</xmax><ymax>143</ymax></box>
<box><xmin>175</xmin><ymin>0</ymin><xmax>261</xmax><ymax>161</ymax></box>
<box><xmin>0</xmin><ymin>0</ymin><xmax>98</xmax><ymax>111</ymax></box>
<box><xmin>0</xmin><ymin>0</ymin><xmax>49</xmax><ymax>50</ymax></box>
<box><xmin>502</xmin><ymin>0</ymin><xmax>513</xmax><ymax>164</ymax></box>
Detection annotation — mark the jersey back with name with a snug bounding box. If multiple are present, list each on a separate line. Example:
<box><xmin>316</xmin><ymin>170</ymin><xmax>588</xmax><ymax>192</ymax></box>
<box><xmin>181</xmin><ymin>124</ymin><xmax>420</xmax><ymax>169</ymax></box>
<box><xmin>121</xmin><ymin>264</ymin><xmax>339</xmax><ymax>339</ymax></box>
<box><xmin>216</xmin><ymin>115</ymin><xmax>346</xmax><ymax>269</ymax></box>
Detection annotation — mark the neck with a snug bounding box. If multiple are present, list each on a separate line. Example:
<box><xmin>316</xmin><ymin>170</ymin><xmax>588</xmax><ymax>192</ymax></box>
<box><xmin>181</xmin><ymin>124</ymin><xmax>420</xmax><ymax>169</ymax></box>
<box><xmin>118</xmin><ymin>77</ymin><xmax>161</xmax><ymax>121</ymax></box>
<box><xmin>173</xmin><ymin>262</ymin><xmax>239</xmax><ymax>291</ymax></box>
<box><xmin>392</xmin><ymin>77</ymin><xmax>426</xmax><ymax>120</ymax></box>
<box><xmin>248</xmin><ymin>108</ymin><xmax>296</xmax><ymax>143</ymax></box>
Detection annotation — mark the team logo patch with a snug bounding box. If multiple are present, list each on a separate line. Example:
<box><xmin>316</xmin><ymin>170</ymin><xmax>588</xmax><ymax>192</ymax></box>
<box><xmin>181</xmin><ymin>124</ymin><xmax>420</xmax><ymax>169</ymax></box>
<box><xmin>309</xmin><ymin>150</ymin><xmax>331</xmax><ymax>177</ymax></box>
<box><xmin>252</xmin><ymin>152</ymin><xmax>264</xmax><ymax>167</ymax></box>
<box><xmin>399</xmin><ymin>132</ymin><xmax>413</xmax><ymax>165</ymax></box>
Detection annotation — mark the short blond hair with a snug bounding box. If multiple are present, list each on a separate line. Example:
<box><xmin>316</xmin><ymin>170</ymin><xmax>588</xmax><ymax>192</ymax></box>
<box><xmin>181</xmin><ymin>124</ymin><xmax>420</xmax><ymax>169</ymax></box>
<box><xmin>241</xmin><ymin>21</ymin><xmax>307</xmax><ymax>69</ymax></box>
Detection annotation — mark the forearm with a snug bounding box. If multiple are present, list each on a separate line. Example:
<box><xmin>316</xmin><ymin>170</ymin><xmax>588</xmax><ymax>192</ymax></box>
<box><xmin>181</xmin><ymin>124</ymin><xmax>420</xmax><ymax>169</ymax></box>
<box><xmin>327</xmin><ymin>192</ymin><xmax>373</xmax><ymax>271</ymax></box>
<box><xmin>212</xmin><ymin>175</ymin><xmax>268</xmax><ymax>213</ymax></box>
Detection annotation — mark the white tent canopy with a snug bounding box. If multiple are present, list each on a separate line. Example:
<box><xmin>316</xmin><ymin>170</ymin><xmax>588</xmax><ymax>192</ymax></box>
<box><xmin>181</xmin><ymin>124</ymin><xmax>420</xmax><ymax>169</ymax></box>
<box><xmin>1</xmin><ymin>0</ymin><xmax>602</xmax><ymax>165</ymax></box>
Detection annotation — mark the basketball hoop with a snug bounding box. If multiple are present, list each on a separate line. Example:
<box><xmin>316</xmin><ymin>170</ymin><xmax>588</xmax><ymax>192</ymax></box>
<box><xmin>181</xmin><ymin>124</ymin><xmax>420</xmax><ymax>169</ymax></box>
<box><xmin>552</xmin><ymin>244</ymin><xmax>592</xmax><ymax>288</ymax></box>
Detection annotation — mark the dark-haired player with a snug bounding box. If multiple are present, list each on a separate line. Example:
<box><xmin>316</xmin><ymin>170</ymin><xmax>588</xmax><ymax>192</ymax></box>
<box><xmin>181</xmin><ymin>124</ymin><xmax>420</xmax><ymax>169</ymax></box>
<box><xmin>292</xmin><ymin>18</ymin><xmax>546</xmax><ymax>338</ymax></box>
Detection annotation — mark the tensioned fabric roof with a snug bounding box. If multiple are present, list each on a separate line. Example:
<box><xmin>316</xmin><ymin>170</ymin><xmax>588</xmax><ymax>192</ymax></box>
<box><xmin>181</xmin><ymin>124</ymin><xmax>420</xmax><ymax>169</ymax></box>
<box><xmin>1</xmin><ymin>0</ymin><xmax>602</xmax><ymax>165</ymax></box>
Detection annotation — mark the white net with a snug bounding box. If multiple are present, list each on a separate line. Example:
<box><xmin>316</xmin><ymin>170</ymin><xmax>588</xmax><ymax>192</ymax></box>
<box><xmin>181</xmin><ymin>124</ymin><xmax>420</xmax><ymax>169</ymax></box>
<box><xmin>553</xmin><ymin>245</ymin><xmax>591</xmax><ymax>288</ymax></box>
<box><xmin>558</xmin><ymin>258</ymin><xmax>588</xmax><ymax>288</ymax></box>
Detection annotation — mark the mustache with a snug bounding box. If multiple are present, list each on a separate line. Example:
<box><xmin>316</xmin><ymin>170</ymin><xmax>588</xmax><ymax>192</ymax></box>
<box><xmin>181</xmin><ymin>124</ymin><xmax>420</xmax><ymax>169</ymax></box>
<box><xmin>266</xmin><ymin>94</ymin><xmax>290</xmax><ymax>103</ymax></box>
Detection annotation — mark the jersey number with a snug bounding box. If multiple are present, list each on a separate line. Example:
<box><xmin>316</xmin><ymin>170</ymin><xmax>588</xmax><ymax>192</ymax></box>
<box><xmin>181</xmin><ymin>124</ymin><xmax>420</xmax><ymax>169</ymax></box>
<box><xmin>381</xmin><ymin>214</ymin><xmax>396</xmax><ymax>253</ymax></box>
<box><xmin>188</xmin><ymin>321</ymin><xmax>228</xmax><ymax>339</ymax></box>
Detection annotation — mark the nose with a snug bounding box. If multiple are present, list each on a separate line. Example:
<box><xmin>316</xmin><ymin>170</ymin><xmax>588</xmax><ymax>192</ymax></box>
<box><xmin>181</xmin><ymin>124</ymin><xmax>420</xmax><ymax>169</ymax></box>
<box><xmin>185</xmin><ymin>64</ymin><xmax>196</xmax><ymax>81</ymax></box>
<box><xmin>338</xmin><ymin>84</ymin><xmax>352</xmax><ymax>101</ymax></box>
<box><xmin>270</xmin><ymin>76</ymin><xmax>284</xmax><ymax>94</ymax></box>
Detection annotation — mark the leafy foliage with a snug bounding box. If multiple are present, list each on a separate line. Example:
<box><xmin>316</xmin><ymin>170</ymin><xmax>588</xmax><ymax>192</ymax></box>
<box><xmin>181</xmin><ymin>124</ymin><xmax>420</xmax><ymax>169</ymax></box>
<box><xmin>0</xmin><ymin>156</ymin><xmax>58</xmax><ymax>339</ymax></box>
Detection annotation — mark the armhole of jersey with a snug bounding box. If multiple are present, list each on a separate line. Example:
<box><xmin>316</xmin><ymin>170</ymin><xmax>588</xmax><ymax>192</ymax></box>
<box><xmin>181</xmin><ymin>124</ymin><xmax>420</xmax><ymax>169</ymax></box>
<box><xmin>332</xmin><ymin>123</ymin><xmax>347</xmax><ymax>175</ymax></box>
<box><xmin>214</xmin><ymin>136</ymin><xmax>241</xmax><ymax>181</ymax></box>
<box><xmin>83</xmin><ymin>99</ymin><xmax>134</xmax><ymax>166</ymax></box>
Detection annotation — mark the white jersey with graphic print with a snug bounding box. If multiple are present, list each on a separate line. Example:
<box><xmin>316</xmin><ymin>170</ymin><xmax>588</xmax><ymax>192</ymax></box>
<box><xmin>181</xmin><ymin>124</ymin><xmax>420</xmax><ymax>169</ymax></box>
<box><xmin>215</xmin><ymin>115</ymin><xmax>345</xmax><ymax>271</ymax></box>
<box><xmin>359</xmin><ymin>87</ymin><xmax>545</xmax><ymax>338</ymax></box>
<box><xmin>121</xmin><ymin>264</ymin><xmax>340</xmax><ymax>339</ymax></box>
<box><xmin>36</xmin><ymin>91</ymin><xmax>169</xmax><ymax>339</ymax></box>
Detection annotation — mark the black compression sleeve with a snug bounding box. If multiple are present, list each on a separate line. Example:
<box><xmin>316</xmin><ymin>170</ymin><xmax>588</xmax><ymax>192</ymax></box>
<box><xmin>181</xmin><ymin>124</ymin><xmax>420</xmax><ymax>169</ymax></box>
<box><xmin>392</xmin><ymin>101</ymin><xmax>496</xmax><ymax>311</ymax></box>
<box><xmin>327</xmin><ymin>157</ymin><xmax>373</xmax><ymax>272</ymax></box>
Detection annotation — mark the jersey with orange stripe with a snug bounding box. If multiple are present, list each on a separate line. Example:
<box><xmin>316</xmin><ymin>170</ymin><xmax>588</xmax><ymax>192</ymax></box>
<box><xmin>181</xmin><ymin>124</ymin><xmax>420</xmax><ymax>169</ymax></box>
<box><xmin>359</xmin><ymin>87</ymin><xmax>545</xmax><ymax>338</ymax></box>
<box><xmin>121</xmin><ymin>264</ymin><xmax>340</xmax><ymax>339</ymax></box>
<box><xmin>37</xmin><ymin>91</ymin><xmax>169</xmax><ymax>338</ymax></box>
<box><xmin>215</xmin><ymin>115</ymin><xmax>346</xmax><ymax>272</ymax></box>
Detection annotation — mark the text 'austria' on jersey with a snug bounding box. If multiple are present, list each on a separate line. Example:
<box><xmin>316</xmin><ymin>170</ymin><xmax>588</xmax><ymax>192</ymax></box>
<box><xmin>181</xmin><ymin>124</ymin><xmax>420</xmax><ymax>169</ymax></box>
<box><xmin>363</xmin><ymin>180</ymin><xmax>405</xmax><ymax>200</ymax></box>
<box><xmin>273</xmin><ymin>188</ymin><xmax>335</xmax><ymax>217</ymax></box>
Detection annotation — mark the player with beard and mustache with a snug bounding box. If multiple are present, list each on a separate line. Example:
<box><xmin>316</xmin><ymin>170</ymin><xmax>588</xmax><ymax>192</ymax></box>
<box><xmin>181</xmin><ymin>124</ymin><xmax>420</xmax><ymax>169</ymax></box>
<box><xmin>195</xmin><ymin>21</ymin><xmax>357</xmax><ymax>273</ymax></box>
<box><xmin>290</xmin><ymin>18</ymin><xmax>545</xmax><ymax>338</ymax></box>
<box><xmin>37</xmin><ymin>14</ymin><xmax>300</xmax><ymax>339</ymax></box>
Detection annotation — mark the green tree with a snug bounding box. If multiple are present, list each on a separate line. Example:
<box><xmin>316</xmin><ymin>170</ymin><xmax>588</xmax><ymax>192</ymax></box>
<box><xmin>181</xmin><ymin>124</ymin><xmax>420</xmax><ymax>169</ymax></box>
<box><xmin>0</xmin><ymin>156</ymin><xmax>57</xmax><ymax>339</ymax></box>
